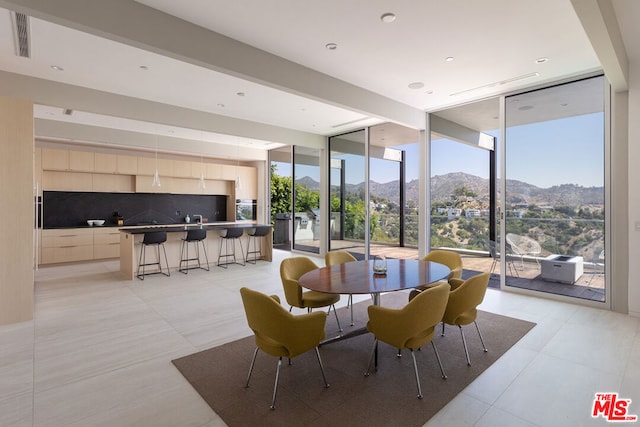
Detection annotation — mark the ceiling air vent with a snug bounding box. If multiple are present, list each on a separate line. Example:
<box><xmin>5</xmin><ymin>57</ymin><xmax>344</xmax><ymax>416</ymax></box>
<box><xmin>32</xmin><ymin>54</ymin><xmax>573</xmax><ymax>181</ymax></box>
<box><xmin>11</xmin><ymin>11</ymin><xmax>30</xmax><ymax>58</ymax></box>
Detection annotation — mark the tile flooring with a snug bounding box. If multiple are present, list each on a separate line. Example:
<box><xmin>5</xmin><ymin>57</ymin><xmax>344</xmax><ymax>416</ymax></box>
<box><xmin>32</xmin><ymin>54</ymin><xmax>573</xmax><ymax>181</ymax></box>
<box><xmin>1</xmin><ymin>250</ymin><xmax>638</xmax><ymax>426</ymax></box>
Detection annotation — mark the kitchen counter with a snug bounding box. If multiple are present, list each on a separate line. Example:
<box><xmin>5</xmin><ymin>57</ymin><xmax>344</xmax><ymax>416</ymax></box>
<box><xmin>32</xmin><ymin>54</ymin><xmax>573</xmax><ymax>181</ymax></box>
<box><xmin>119</xmin><ymin>222</ymin><xmax>273</xmax><ymax>279</ymax></box>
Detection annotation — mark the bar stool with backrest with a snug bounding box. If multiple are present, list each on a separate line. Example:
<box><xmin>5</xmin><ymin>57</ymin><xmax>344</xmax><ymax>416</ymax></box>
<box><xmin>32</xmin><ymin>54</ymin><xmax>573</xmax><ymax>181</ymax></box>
<box><xmin>217</xmin><ymin>227</ymin><xmax>245</xmax><ymax>268</ymax></box>
<box><xmin>136</xmin><ymin>230</ymin><xmax>170</xmax><ymax>280</ymax></box>
<box><xmin>245</xmin><ymin>226</ymin><xmax>271</xmax><ymax>264</ymax></box>
<box><xmin>179</xmin><ymin>227</ymin><xmax>209</xmax><ymax>273</ymax></box>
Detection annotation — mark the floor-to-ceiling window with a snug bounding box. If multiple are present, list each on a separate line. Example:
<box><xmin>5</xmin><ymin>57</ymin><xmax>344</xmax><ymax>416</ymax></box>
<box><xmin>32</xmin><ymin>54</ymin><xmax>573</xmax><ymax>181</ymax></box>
<box><xmin>328</xmin><ymin>130</ymin><xmax>367</xmax><ymax>258</ymax></box>
<box><xmin>269</xmin><ymin>146</ymin><xmax>292</xmax><ymax>250</ymax></box>
<box><xmin>292</xmin><ymin>146</ymin><xmax>321</xmax><ymax>254</ymax></box>
<box><xmin>504</xmin><ymin>75</ymin><xmax>606</xmax><ymax>302</ymax></box>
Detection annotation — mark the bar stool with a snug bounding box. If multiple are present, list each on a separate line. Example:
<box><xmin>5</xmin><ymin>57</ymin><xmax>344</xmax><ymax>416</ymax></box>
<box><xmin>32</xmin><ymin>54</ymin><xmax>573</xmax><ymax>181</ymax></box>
<box><xmin>217</xmin><ymin>227</ymin><xmax>245</xmax><ymax>268</ymax></box>
<box><xmin>136</xmin><ymin>231</ymin><xmax>170</xmax><ymax>280</ymax></box>
<box><xmin>245</xmin><ymin>226</ymin><xmax>271</xmax><ymax>264</ymax></box>
<box><xmin>179</xmin><ymin>228</ymin><xmax>209</xmax><ymax>273</ymax></box>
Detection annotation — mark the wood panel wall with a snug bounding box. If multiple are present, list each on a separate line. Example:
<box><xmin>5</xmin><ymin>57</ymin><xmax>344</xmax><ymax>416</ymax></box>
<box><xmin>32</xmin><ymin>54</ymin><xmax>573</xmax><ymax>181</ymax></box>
<box><xmin>0</xmin><ymin>96</ymin><xmax>34</xmax><ymax>325</ymax></box>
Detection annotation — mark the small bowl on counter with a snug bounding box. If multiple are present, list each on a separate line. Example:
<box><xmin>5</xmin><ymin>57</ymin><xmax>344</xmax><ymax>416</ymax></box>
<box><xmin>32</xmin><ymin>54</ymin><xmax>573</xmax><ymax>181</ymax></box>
<box><xmin>87</xmin><ymin>219</ymin><xmax>106</xmax><ymax>226</ymax></box>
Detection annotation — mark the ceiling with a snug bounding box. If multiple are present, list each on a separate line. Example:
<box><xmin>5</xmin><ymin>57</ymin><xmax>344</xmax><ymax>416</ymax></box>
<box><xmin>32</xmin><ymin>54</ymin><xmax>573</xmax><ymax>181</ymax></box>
<box><xmin>0</xmin><ymin>0</ymin><xmax>637</xmax><ymax>155</ymax></box>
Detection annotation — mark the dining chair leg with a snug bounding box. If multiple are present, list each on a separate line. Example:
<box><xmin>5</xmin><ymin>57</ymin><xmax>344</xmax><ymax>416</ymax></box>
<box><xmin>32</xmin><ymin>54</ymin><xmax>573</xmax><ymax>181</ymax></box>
<box><xmin>409</xmin><ymin>349</ymin><xmax>423</xmax><ymax>399</ymax></box>
<box><xmin>270</xmin><ymin>357</ymin><xmax>282</xmax><ymax>410</ymax></box>
<box><xmin>364</xmin><ymin>339</ymin><xmax>378</xmax><ymax>376</ymax></box>
<box><xmin>348</xmin><ymin>294</ymin><xmax>354</xmax><ymax>326</ymax></box>
<box><xmin>474</xmin><ymin>321</ymin><xmax>488</xmax><ymax>352</ymax></box>
<box><xmin>245</xmin><ymin>347</ymin><xmax>259</xmax><ymax>388</ymax></box>
<box><xmin>314</xmin><ymin>347</ymin><xmax>330</xmax><ymax>388</ymax></box>
<box><xmin>431</xmin><ymin>341</ymin><xmax>447</xmax><ymax>379</ymax></box>
<box><xmin>459</xmin><ymin>325</ymin><xmax>471</xmax><ymax>366</ymax></box>
<box><xmin>441</xmin><ymin>322</ymin><xmax>446</xmax><ymax>336</ymax></box>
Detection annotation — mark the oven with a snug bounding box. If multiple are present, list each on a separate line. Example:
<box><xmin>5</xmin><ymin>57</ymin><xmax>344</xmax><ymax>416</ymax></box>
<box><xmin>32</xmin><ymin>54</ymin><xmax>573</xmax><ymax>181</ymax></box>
<box><xmin>235</xmin><ymin>199</ymin><xmax>257</xmax><ymax>221</ymax></box>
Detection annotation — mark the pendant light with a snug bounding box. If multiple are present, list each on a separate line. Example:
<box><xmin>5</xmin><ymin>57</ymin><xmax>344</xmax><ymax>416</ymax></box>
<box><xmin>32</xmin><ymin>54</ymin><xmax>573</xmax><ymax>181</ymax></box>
<box><xmin>152</xmin><ymin>134</ymin><xmax>161</xmax><ymax>187</ymax></box>
<box><xmin>198</xmin><ymin>154</ymin><xmax>206</xmax><ymax>190</ymax></box>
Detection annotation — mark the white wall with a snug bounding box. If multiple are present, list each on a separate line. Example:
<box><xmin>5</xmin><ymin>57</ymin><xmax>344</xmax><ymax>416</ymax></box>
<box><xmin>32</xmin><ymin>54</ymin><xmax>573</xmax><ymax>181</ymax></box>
<box><xmin>627</xmin><ymin>63</ymin><xmax>640</xmax><ymax>317</ymax></box>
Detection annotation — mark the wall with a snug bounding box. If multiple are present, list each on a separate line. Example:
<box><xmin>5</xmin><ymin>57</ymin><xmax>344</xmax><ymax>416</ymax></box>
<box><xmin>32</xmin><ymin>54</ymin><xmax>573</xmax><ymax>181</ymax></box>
<box><xmin>627</xmin><ymin>63</ymin><xmax>639</xmax><ymax>317</ymax></box>
<box><xmin>0</xmin><ymin>97</ymin><xmax>34</xmax><ymax>325</ymax></box>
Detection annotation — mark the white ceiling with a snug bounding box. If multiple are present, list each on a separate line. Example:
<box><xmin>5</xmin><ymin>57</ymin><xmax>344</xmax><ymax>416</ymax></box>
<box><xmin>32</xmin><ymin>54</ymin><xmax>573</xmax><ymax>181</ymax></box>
<box><xmin>0</xmin><ymin>0</ymin><xmax>637</xmax><ymax>153</ymax></box>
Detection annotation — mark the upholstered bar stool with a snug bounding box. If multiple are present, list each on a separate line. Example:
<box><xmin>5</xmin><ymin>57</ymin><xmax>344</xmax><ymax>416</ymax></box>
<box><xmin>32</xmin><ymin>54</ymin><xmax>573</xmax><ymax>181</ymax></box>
<box><xmin>179</xmin><ymin>228</ymin><xmax>209</xmax><ymax>273</ymax></box>
<box><xmin>217</xmin><ymin>227</ymin><xmax>245</xmax><ymax>268</ymax></box>
<box><xmin>136</xmin><ymin>230</ymin><xmax>170</xmax><ymax>280</ymax></box>
<box><xmin>245</xmin><ymin>226</ymin><xmax>271</xmax><ymax>264</ymax></box>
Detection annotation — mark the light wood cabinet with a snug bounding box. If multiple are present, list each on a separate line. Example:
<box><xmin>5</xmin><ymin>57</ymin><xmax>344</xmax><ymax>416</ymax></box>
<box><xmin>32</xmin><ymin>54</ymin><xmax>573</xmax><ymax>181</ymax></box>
<box><xmin>43</xmin><ymin>171</ymin><xmax>93</xmax><ymax>191</ymax></box>
<box><xmin>117</xmin><ymin>155</ymin><xmax>138</xmax><ymax>174</ymax></box>
<box><xmin>236</xmin><ymin>166</ymin><xmax>258</xmax><ymax>199</ymax></box>
<box><xmin>69</xmin><ymin>150</ymin><xmax>94</xmax><ymax>172</ymax></box>
<box><xmin>42</xmin><ymin>148</ymin><xmax>69</xmax><ymax>170</ymax></box>
<box><xmin>41</xmin><ymin>228</ymin><xmax>94</xmax><ymax>264</ymax></box>
<box><xmin>94</xmin><ymin>227</ymin><xmax>121</xmax><ymax>259</ymax></box>
<box><xmin>94</xmin><ymin>153</ymin><xmax>117</xmax><ymax>173</ymax></box>
<box><xmin>93</xmin><ymin>174</ymin><xmax>135</xmax><ymax>192</ymax></box>
<box><xmin>137</xmin><ymin>156</ymin><xmax>156</xmax><ymax>176</ymax></box>
<box><xmin>173</xmin><ymin>160</ymin><xmax>191</xmax><ymax>178</ymax></box>
<box><xmin>191</xmin><ymin>161</ymin><xmax>204</xmax><ymax>179</ymax></box>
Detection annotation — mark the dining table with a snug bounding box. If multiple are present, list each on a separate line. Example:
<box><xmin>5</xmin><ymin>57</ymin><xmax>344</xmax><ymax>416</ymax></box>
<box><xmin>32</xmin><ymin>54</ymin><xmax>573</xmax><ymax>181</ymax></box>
<box><xmin>298</xmin><ymin>258</ymin><xmax>451</xmax><ymax>345</ymax></box>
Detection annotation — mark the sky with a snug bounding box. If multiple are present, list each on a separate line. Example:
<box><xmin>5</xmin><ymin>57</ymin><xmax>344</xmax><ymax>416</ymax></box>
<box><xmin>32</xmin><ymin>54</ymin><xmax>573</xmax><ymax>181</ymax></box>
<box><xmin>272</xmin><ymin>112</ymin><xmax>605</xmax><ymax>189</ymax></box>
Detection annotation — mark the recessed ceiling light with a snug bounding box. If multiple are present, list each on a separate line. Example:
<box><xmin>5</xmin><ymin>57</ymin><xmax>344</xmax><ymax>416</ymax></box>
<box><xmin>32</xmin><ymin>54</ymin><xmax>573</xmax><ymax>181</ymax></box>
<box><xmin>139</xmin><ymin>65</ymin><xmax>149</xmax><ymax>70</ymax></box>
<box><xmin>380</xmin><ymin>13</ymin><xmax>396</xmax><ymax>23</ymax></box>
<box><xmin>408</xmin><ymin>82</ymin><xmax>424</xmax><ymax>89</ymax></box>
<box><xmin>50</xmin><ymin>65</ymin><xmax>64</xmax><ymax>71</ymax></box>
<box><xmin>425</xmin><ymin>90</ymin><xmax>433</xmax><ymax>95</ymax></box>
<box><xmin>236</xmin><ymin>92</ymin><xmax>245</xmax><ymax>97</ymax></box>
<box><xmin>325</xmin><ymin>43</ymin><xmax>338</xmax><ymax>50</ymax></box>
<box><xmin>217</xmin><ymin>103</ymin><xmax>225</xmax><ymax>108</ymax></box>
<box><xmin>535</xmin><ymin>57</ymin><xmax>549</xmax><ymax>64</ymax></box>
<box><xmin>445</xmin><ymin>57</ymin><xmax>454</xmax><ymax>62</ymax></box>
<box><xmin>518</xmin><ymin>105</ymin><xmax>534</xmax><ymax>111</ymax></box>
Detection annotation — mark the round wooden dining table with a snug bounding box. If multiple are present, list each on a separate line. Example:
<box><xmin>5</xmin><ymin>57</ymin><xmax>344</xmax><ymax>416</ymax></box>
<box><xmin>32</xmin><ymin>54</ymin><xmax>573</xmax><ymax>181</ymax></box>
<box><xmin>299</xmin><ymin>258</ymin><xmax>451</xmax><ymax>304</ymax></box>
<box><xmin>298</xmin><ymin>258</ymin><xmax>451</xmax><ymax>345</ymax></box>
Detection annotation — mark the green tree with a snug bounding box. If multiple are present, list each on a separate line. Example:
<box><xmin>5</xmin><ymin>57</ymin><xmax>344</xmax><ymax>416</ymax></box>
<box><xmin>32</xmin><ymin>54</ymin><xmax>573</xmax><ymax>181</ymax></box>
<box><xmin>270</xmin><ymin>164</ymin><xmax>291</xmax><ymax>222</ymax></box>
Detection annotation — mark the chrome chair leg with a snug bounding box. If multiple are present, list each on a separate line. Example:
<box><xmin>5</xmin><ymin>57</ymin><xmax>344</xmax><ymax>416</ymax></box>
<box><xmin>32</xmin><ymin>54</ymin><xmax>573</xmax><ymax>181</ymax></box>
<box><xmin>245</xmin><ymin>347</ymin><xmax>259</xmax><ymax>388</ymax></box>
<box><xmin>364</xmin><ymin>339</ymin><xmax>378</xmax><ymax>376</ymax></box>
<box><xmin>409</xmin><ymin>349</ymin><xmax>423</xmax><ymax>399</ymax></box>
<box><xmin>314</xmin><ymin>347</ymin><xmax>330</xmax><ymax>388</ymax></box>
<box><xmin>474</xmin><ymin>321</ymin><xmax>488</xmax><ymax>352</ymax></box>
<box><xmin>348</xmin><ymin>294</ymin><xmax>354</xmax><ymax>326</ymax></box>
<box><xmin>459</xmin><ymin>325</ymin><xmax>471</xmax><ymax>366</ymax></box>
<box><xmin>270</xmin><ymin>357</ymin><xmax>282</xmax><ymax>410</ymax></box>
<box><xmin>431</xmin><ymin>341</ymin><xmax>447</xmax><ymax>379</ymax></box>
<box><xmin>441</xmin><ymin>322</ymin><xmax>446</xmax><ymax>336</ymax></box>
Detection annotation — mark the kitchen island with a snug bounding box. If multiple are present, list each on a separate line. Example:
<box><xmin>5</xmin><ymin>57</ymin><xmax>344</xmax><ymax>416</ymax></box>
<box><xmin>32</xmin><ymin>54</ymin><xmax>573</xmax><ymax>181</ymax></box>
<box><xmin>119</xmin><ymin>222</ymin><xmax>272</xmax><ymax>280</ymax></box>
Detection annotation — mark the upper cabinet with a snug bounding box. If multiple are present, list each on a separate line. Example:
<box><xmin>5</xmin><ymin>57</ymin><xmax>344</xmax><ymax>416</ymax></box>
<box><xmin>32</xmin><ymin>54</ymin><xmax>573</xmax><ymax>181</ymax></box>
<box><xmin>39</xmin><ymin>146</ymin><xmax>259</xmax><ymax>199</ymax></box>
<box><xmin>69</xmin><ymin>151</ymin><xmax>94</xmax><ymax>172</ymax></box>
<box><xmin>94</xmin><ymin>153</ymin><xmax>117</xmax><ymax>173</ymax></box>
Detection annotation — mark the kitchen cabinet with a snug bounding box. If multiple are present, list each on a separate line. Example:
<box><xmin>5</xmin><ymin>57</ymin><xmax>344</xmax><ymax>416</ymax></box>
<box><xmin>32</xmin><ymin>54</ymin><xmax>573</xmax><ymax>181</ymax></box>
<box><xmin>116</xmin><ymin>155</ymin><xmax>138</xmax><ymax>174</ymax></box>
<box><xmin>43</xmin><ymin>171</ymin><xmax>93</xmax><ymax>191</ymax></box>
<box><xmin>41</xmin><ymin>228</ymin><xmax>94</xmax><ymax>264</ymax></box>
<box><xmin>236</xmin><ymin>166</ymin><xmax>257</xmax><ymax>199</ymax></box>
<box><xmin>93</xmin><ymin>173</ymin><xmax>135</xmax><ymax>192</ymax></box>
<box><xmin>69</xmin><ymin>150</ymin><xmax>94</xmax><ymax>172</ymax></box>
<box><xmin>42</xmin><ymin>148</ymin><xmax>69</xmax><ymax>170</ymax></box>
<box><xmin>137</xmin><ymin>156</ymin><xmax>173</xmax><ymax>176</ymax></box>
<box><xmin>94</xmin><ymin>153</ymin><xmax>117</xmax><ymax>173</ymax></box>
<box><xmin>205</xmin><ymin>163</ymin><xmax>235</xmax><ymax>180</ymax></box>
<box><xmin>94</xmin><ymin>227</ymin><xmax>121</xmax><ymax>259</ymax></box>
<box><xmin>173</xmin><ymin>160</ymin><xmax>191</xmax><ymax>178</ymax></box>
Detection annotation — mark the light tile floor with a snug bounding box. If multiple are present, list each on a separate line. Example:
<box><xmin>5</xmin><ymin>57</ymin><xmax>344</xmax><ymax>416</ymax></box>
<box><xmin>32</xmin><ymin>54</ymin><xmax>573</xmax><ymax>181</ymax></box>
<box><xmin>1</xmin><ymin>250</ymin><xmax>638</xmax><ymax>426</ymax></box>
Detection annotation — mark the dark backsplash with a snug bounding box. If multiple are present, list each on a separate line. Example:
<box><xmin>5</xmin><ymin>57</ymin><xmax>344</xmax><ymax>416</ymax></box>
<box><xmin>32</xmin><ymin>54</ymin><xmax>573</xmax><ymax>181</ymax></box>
<box><xmin>43</xmin><ymin>191</ymin><xmax>227</xmax><ymax>228</ymax></box>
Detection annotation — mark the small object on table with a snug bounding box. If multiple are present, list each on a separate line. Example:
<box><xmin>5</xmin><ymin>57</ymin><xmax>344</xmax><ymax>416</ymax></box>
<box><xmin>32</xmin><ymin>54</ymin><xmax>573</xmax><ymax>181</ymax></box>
<box><xmin>373</xmin><ymin>255</ymin><xmax>387</xmax><ymax>275</ymax></box>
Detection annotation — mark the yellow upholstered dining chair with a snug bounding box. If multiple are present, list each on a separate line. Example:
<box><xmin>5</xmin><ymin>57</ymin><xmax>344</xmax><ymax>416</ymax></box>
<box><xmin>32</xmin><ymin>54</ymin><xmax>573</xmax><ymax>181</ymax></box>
<box><xmin>325</xmin><ymin>250</ymin><xmax>357</xmax><ymax>326</ymax></box>
<box><xmin>365</xmin><ymin>282</ymin><xmax>450</xmax><ymax>399</ymax></box>
<box><xmin>240</xmin><ymin>287</ymin><xmax>329</xmax><ymax>410</ymax></box>
<box><xmin>280</xmin><ymin>257</ymin><xmax>342</xmax><ymax>331</ymax></box>
<box><xmin>415</xmin><ymin>250</ymin><xmax>463</xmax><ymax>291</ymax></box>
<box><xmin>441</xmin><ymin>272</ymin><xmax>490</xmax><ymax>366</ymax></box>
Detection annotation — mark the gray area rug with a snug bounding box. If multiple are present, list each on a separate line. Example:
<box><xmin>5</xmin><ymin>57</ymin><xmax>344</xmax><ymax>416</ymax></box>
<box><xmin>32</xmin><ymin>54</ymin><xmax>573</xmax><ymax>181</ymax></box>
<box><xmin>172</xmin><ymin>291</ymin><xmax>535</xmax><ymax>427</ymax></box>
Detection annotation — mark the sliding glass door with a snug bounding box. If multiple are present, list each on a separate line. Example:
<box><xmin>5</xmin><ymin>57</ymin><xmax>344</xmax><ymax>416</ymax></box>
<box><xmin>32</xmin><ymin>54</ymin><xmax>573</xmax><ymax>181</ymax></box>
<box><xmin>503</xmin><ymin>76</ymin><xmax>606</xmax><ymax>302</ymax></box>
<box><xmin>292</xmin><ymin>146</ymin><xmax>321</xmax><ymax>253</ymax></box>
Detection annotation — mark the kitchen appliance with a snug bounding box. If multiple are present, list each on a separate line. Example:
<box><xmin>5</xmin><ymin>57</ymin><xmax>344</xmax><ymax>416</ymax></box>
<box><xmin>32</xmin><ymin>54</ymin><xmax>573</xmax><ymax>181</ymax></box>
<box><xmin>236</xmin><ymin>199</ymin><xmax>257</xmax><ymax>221</ymax></box>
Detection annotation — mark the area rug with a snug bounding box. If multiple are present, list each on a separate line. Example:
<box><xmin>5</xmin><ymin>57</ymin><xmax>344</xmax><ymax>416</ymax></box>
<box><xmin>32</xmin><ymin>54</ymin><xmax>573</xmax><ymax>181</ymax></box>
<box><xmin>172</xmin><ymin>291</ymin><xmax>535</xmax><ymax>427</ymax></box>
